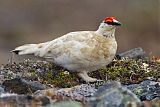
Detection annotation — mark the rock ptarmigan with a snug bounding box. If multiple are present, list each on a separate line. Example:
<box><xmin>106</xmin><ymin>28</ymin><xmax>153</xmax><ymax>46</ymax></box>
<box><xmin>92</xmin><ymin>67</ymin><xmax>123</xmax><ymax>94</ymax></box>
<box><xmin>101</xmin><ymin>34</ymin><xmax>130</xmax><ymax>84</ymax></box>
<box><xmin>12</xmin><ymin>17</ymin><xmax>121</xmax><ymax>82</ymax></box>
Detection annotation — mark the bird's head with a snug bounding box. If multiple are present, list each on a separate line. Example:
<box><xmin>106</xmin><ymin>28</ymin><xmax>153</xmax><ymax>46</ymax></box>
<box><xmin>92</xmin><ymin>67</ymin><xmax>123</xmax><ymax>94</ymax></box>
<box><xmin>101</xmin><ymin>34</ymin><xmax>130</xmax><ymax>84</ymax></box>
<box><xmin>96</xmin><ymin>17</ymin><xmax>121</xmax><ymax>35</ymax></box>
<box><xmin>98</xmin><ymin>17</ymin><xmax>121</xmax><ymax>31</ymax></box>
<box><xmin>103</xmin><ymin>17</ymin><xmax>121</xmax><ymax>26</ymax></box>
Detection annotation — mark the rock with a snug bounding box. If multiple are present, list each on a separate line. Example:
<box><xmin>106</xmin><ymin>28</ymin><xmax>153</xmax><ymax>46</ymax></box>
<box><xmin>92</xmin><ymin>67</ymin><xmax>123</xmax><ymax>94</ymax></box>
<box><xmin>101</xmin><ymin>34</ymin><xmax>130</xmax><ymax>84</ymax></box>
<box><xmin>0</xmin><ymin>94</ymin><xmax>50</xmax><ymax>107</ymax></box>
<box><xmin>0</xmin><ymin>93</ymin><xmax>18</xmax><ymax>99</ymax></box>
<box><xmin>46</xmin><ymin>101</ymin><xmax>84</xmax><ymax>107</ymax></box>
<box><xmin>60</xmin><ymin>84</ymin><xmax>96</xmax><ymax>96</ymax></box>
<box><xmin>87</xmin><ymin>81</ymin><xmax>142</xmax><ymax>107</ymax></box>
<box><xmin>33</xmin><ymin>81</ymin><xmax>160</xmax><ymax>107</ymax></box>
<box><xmin>34</xmin><ymin>84</ymin><xmax>97</xmax><ymax>102</ymax></box>
<box><xmin>0</xmin><ymin>86</ymin><xmax>4</xmax><ymax>94</ymax></box>
<box><xmin>57</xmin><ymin>84</ymin><xmax>97</xmax><ymax>102</ymax></box>
<box><xmin>116</xmin><ymin>47</ymin><xmax>145</xmax><ymax>59</ymax></box>
<box><xmin>125</xmin><ymin>80</ymin><xmax>160</xmax><ymax>101</ymax></box>
<box><xmin>2</xmin><ymin>77</ymin><xmax>47</xmax><ymax>94</ymax></box>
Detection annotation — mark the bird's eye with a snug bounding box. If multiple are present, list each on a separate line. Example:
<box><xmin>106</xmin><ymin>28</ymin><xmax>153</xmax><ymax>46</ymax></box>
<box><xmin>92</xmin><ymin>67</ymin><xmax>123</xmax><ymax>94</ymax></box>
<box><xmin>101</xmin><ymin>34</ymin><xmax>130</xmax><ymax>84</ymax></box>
<box><xmin>105</xmin><ymin>21</ymin><xmax>113</xmax><ymax>25</ymax></box>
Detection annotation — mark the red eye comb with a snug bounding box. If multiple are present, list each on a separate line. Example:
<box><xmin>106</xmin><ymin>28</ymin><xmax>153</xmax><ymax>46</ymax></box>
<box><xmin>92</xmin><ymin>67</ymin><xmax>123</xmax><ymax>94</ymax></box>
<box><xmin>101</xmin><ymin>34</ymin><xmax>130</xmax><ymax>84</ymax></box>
<box><xmin>104</xmin><ymin>17</ymin><xmax>116</xmax><ymax>22</ymax></box>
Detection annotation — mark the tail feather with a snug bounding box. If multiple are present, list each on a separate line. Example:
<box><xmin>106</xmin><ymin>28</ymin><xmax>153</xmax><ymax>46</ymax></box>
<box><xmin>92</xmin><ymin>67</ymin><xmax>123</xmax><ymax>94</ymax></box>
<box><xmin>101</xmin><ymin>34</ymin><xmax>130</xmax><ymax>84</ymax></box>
<box><xmin>12</xmin><ymin>44</ymin><xmax>39</xmax><ymax>56</ymax></box>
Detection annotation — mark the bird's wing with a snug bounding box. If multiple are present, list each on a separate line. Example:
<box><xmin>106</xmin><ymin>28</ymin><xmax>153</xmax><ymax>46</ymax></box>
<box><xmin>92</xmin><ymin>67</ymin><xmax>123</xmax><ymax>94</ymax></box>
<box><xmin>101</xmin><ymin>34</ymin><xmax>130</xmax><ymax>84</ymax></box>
<box><xmin>38</xmin><ymin>31</ymin><xmax>94</xmax><ymax>58</ymax></box>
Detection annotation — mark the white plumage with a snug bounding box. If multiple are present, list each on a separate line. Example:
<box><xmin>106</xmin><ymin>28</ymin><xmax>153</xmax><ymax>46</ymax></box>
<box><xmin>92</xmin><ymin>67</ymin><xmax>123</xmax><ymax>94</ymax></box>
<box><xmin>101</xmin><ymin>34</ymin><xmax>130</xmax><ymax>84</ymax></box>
<box><xmin>12</xmin><ymin>17</ymin><xmax>121</xmax><ymax>82</ymax></box>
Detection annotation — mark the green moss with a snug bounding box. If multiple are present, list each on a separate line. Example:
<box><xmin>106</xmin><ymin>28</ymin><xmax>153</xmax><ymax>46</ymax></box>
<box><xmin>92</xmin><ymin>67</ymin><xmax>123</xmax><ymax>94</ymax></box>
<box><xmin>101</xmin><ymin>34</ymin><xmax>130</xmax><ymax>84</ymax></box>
<box><xmin>90</xmin><ymin>58</ymin><xmax>160</xmax><ymax>84</ymax></box>
<box><xmin>41</xmin><ymin>70</ymin><xmax>78</xmax><ymax>88</ymax></box>
<box><xmin>132</xmin><ymin>87</ymin><xmax>143</xmax><ymax>97</ymax></box>
<box><xmin>1</xmin><ymin>57</ymin><xmax>160</xmax><ymax>88</ymax></box>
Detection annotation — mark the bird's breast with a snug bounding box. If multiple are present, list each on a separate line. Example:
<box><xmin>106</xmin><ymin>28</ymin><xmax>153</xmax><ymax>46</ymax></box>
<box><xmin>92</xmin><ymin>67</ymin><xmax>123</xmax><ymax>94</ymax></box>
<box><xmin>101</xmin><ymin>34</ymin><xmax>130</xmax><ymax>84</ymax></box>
<box><xmin>81</xmin><ymin>35</ymin><xmax>117</xmax><ymax>61</ymax></box>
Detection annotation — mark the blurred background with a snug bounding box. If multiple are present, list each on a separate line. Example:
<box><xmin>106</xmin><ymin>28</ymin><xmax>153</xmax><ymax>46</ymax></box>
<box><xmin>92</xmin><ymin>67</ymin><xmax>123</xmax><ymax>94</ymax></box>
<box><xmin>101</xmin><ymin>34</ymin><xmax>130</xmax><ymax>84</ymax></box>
<box><xmin>0</xmin><ymin>0</ymin><xmax>159</xmax><ymax>64</ymax></box>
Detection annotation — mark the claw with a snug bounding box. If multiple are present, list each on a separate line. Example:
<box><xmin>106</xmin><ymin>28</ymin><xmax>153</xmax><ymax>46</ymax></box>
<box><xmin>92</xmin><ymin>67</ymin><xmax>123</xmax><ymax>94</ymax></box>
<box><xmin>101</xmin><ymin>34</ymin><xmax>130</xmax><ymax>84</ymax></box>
<box><xmin>78</xmin><ymin>71</ymin><xmax>97</xmax><ymax>83</ymax></box>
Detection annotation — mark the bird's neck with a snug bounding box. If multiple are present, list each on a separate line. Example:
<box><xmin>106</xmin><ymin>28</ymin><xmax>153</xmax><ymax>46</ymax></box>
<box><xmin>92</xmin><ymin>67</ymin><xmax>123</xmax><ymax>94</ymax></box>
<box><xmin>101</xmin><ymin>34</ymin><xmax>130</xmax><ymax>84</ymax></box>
<box><xmin>96</xmin><ymin>23</ymin><xmax>116</xmax><ymax>38</ymax></box>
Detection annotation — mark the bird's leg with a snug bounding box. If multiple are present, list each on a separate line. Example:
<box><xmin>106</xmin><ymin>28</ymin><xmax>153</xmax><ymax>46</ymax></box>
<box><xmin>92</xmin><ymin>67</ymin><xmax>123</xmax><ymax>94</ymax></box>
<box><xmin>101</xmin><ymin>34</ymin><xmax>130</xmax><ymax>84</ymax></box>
<box><xmin>78</xmin><ymin>71</ymin><xmax>97</xmax><ymax>82</ymax></box>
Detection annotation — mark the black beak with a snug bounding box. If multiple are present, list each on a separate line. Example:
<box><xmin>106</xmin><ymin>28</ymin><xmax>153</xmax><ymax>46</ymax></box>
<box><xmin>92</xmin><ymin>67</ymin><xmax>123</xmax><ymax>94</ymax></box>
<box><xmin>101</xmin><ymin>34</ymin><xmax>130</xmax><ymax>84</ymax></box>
<box><xmin>113</xmin><ymin>21</ymin><xmax>121</xmax><ymax>26</ymax></box>
<box><xmin>105</xmin><ymin>21</ymin><xmax>122</xmax><ymax>26</ymax></box>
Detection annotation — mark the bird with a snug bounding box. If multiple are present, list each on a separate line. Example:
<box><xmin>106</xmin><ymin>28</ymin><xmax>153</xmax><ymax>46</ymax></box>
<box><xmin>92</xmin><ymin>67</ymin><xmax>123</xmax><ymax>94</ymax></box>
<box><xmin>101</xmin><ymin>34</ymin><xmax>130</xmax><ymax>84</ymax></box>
<box><xmin>12</xmin><ymin>17</ymin><xmax>121</xmax><ymax>82</ymax></box>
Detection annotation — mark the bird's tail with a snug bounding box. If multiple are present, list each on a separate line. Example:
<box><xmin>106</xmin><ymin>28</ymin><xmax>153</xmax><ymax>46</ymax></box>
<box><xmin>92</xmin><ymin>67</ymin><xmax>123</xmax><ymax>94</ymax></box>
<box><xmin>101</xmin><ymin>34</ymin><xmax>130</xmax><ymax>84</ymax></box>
<box><xmin>12</xmin><ymin>44</ymin><xmax>40</xmax><ymax>56</ymax></box>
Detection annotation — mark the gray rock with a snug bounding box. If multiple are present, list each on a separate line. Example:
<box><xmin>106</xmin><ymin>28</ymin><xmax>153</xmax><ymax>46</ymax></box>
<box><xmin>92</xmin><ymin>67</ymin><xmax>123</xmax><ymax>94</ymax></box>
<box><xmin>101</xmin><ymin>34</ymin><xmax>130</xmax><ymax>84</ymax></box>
<box><xmin>58</xmin><ymin>84</ymin><xmax>97</xmax><ymax>101</ymax></box>
<box><xmin>2</xmin><ymin>77</ymin><xmax>46</xmax><ymax>94</ymax></box>
<box><xmin>87</xmin><ymin>81</ymin><xmax>142</xmax><ymax>107</ymax></box>
<box><xmin>46</xmin><ymin>101</ymin><xmax>83</xmax><ymax>107</ymax></box>
<box><xmin>116</xmin><ymin>47</ymin><xmax>145</xmax><ymax>59</ymax></box>
<box><xmin>58</xmin><ymin>84</ymin><xmax>97</xmax><ymax>97</ymax></box>
<box><xmin>125</xmin><ymin>80</ymin><xmax>160</xmax><ymax>101</ymax></box>
<box><xmin>0</xmin><ymin>94</ymin><xmax>50</xmax><ymax>106</ymax></box>
<box><xmin>34</xmin><ymin>84</ymin><xmax>97</xmax><ymax>102</ymax></box>
<box><xmin>0</xmin><ymin>86</ymin><xmax>4</xmax><ymax>94</ymax></box>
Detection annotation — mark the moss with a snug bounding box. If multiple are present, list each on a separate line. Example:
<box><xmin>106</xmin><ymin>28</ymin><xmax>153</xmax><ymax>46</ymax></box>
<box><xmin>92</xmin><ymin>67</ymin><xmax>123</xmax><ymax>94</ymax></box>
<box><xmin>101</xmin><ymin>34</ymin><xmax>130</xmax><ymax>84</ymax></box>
<box><xmin>103</xmin><ymin>67</ymin><xmax>129</xmax><ymax>78</ymax></box>
<box><xmin>1</xmin><ymin>57</ymin><xmax>160</xmax><ymax>88</ymax></box>
<box><xmin>132</xmin><ymin>87</ymin><xmax>144</xmax><ymax>97</ymax></box>
<box><xmin>39</xmin><ymin>70</ymin><xmax>78</xmax><ymax>88</ymax></box>
<box><xmin>90</xmin><ymin>58</ymin><xmax>160</xmax><ymax>84</ymax></box>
